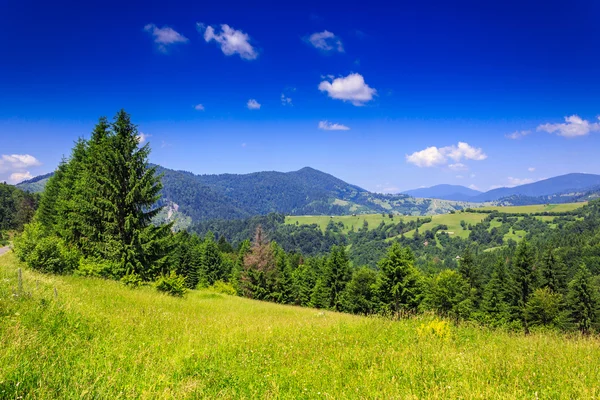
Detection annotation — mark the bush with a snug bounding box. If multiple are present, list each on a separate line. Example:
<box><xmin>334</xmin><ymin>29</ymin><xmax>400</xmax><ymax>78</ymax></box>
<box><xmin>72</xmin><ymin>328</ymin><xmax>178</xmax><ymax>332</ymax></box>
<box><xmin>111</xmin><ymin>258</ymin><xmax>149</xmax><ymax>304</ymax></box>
<box><xmin>27</xmin><ymin>236</ymin><xmax>78</xmax><ymax>274</ymax></box>
<box><xmin>0</xmin><ymin>230</ymin><xmax>8</xmax><ymax>246</ymax></box>
<box><xmin>208</xmin><ymin>280</ymin><xmax>237</xmax><ymax>296</ymax></box>
<box><xmin>13</xmin><ymin>222</ymin><xmax>46</xmax><ymax>263</ymax></box>
<box><xmin>155</xmin><ymin>271</ymin><xmax>188</xmax><ymax>297</ymax></box>
<box><xmin>75</xmin><ymin>257</ymin><xmax>114</xmax><ymax>278</ymax></box>
<box><xmin>121</xmin><ymin>272</ymin><xmax>143</xmax><ymax>288</ymax></box>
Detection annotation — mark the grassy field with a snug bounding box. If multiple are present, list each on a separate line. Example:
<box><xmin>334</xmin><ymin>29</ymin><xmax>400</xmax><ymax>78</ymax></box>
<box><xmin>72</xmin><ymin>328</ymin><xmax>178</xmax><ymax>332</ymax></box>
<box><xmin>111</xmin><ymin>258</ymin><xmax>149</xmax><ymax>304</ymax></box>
<box><xmin>286</xmin><ymin>203</ymin><xmax>587</xmax><ymax>244</ymax></box>
<box><xmin>2</xmin><ymin>252</ymin><xmax>600</xmax><ymax>399</ymax></box>
<box><xmin>477</xmin><ymin>202</ymin><xmax>586</xmax><ymax>213</ymax></box>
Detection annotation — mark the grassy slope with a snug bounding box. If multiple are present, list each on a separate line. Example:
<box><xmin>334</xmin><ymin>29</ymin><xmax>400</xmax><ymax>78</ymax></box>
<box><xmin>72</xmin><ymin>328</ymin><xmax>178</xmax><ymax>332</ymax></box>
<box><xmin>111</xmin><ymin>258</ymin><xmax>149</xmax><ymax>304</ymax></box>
<box><xmin>2</xmin><ymin>253</ymin><xmax>600</xmax><ymax>399</ymax></box>
<box><xmin>286</xmin><ymin>203</ymin><xmax>587</xmax><ymax>244</ymax></box>
<box><xmin>477</xmin><ymin>202</ymin><xmax>586</xmax><ymax>213</ymax></box>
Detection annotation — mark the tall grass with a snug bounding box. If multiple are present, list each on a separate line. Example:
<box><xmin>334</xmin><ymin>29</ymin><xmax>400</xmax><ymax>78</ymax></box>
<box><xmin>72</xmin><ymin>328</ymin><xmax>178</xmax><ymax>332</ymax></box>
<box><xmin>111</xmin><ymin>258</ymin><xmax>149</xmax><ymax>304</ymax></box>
<box><xmin>1</xmin><ymin>251</ymin><xmax>599</xmax><ymax>399</ymax></box>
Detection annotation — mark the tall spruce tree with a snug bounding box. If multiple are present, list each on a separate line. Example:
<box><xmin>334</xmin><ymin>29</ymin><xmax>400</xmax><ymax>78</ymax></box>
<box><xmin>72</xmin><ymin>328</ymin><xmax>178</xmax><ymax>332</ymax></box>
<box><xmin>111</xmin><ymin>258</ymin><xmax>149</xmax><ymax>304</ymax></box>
<box><xmin>512</xmin><ymin>239</ymin><xmax>538</xmax><ymax>332</ymax></box>
<box><xmin>324</xmin><ymin>245</ymin><xmax>352</xmax><ymax>311</ymax></box>
<box><xmin>539</xmin><ymin>248</ymin><xmax>567</xmax><ymax>294</ymax></box>
<box><xmin>566</xmin><ymin>264</ymin><xmax>599</xmax><ymax>334</ymax></box>
<box><xmin>481</xmin><ymin>258</ymin><xmax>511</xmax><ymax>325</ymax></box>
<box><xmin>377</xmin><ymin>242</ymin><xmax>422</xmax><ymax>316</ymax></box>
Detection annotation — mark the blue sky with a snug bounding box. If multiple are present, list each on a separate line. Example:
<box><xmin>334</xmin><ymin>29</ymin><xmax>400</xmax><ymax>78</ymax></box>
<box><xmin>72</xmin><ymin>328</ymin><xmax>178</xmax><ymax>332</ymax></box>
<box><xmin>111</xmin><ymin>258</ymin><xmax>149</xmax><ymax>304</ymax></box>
<box><xmin>1</xmin><ymin>0</ymin><xmax>600</xmax><ymax>192</ymax></box>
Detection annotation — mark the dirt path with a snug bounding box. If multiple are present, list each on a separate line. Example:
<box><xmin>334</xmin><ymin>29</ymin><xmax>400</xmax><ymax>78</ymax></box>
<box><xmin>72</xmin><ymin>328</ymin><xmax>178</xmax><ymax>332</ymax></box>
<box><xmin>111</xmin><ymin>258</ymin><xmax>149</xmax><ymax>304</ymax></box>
<box><xmin>0</xmin><ymin>246</ymin><xmax>10</xmax><ymax>256</ymax></box>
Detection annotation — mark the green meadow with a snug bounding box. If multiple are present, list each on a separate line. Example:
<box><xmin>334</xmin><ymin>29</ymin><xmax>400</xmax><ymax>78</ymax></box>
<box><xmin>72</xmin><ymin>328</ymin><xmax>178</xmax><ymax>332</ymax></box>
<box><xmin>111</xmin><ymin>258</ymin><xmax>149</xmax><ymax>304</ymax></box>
<box><xmin>477</xmin><ymin>202</ymin><xmax>587</xmax><ymax>213</ymax></box>
<box><xmin>286</xmin><ymin>202</ymin><xmax>587</xmax><ymax>243</ymax></box>
<box><xmin>1</xmin><ymin>251</ymin><xmax>599</xmax><ymax>399</ymax></box>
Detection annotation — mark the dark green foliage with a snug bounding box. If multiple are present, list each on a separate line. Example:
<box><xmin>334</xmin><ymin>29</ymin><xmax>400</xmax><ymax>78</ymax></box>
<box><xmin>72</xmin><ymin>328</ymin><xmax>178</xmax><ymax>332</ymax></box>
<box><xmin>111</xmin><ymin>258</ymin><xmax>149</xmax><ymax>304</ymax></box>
<box><xmin>539</xmin><ymin>248</ymin><xmax>567</xmax><ymax>294</ymax></box>
<box><xmin>525</xmin><ymin>287</ymin><xmax>563</xmax><ymax>328</ymax></box>
<box><xmin>340</xmin><ymin>267</ymin><xmax>378</xmax><ymax>315</ymax></box>
<box><xmin>26</xmin><ymin>236</ymin><xmax>78</xmax><ymax>274</ymax></box>
<box><xmin>566</xmin><ymin>264</ymin><xmax>599</xmax><ymax>334</ymax></box>
<box><xmin>0</xmin><ymin>183</ymin><xmax>38</xmax><ymax>231</ymax></box>
<box><xmin>199</xmin><ymin>232</ymin><xmax>230</xmax><ymax>287</ymax></box>
<box><xmin>155</xmin><ymin>271</ymin><xmax>188</xmax><ymax>297</ymax></box>
<box><xmin>424</xmin><ymin>269</ymin><xmax>473</xmax><ymax>322</ymax></box>
<box><xmin>376</xmin><ymin>243</ymin><xmax>422</xmax><ymax>315</ymax></box>
<box><xmin>480</xmin><ymin>259</ymin><xmax>512</xmax><ymax>326</ymax></box>
<box><xmin>512</xmin><ymin>240</ymin><xmax>538</xmax><ymax>331</ymax></box>
<box><xmin>323</xmin><ymin>246</ymin><xmax>352</xmax><ymax>311</ymax></box>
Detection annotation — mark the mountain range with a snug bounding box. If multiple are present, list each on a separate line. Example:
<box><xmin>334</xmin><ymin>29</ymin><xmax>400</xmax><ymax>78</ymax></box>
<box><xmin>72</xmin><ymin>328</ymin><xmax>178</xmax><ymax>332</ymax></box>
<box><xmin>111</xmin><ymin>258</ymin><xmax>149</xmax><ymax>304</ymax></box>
<box><xmin>17</xmin><ymin>166</ymin><xmax>468</xmax><ymax>223</ymax></box>
<box><xmin>402</xmin><ymin>173</ymin><xmax>600</xmax><ymax>202</ymax></box>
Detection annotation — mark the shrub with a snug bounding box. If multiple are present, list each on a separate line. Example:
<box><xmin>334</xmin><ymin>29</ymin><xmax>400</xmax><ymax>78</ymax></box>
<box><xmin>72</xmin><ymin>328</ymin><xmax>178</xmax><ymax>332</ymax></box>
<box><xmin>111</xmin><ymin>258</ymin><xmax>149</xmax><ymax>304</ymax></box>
<box><xmin>13</xmin><ymin>222</ymin><xmax>46</xmax><ymax>263</ymax></box>
<box><xmin>75</xmin><ymin>257</ymin><xmax>114</xmax><ymax>278</ymax></box>
<box><xmin>121</xmin><ymin>272</ymin><xmax>143</xmax><ymax>288</ymax></box>
<box><xmin>208</xmin><ymin>280</ymin><xmax>237</xmax><ymax>296</ymax></box>
<box><xmin>155</xmin><ymin>271</ymin><xmax>188</xmax><ymax>297</ymax></box>
<box><xmin>27</xmin><ymin>236</ymin><xmax>78</xmax><ymax>274</ymax></box>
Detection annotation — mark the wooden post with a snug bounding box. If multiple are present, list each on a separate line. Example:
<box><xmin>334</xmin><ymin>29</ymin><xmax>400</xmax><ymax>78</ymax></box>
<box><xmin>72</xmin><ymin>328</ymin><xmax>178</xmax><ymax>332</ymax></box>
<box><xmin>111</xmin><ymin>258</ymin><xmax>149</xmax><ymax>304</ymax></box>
<box><xmin>54</xmin><ymin>287</ymin><xmax>58</xmax><ymax>300</ymax></box>
<box><xmin>17</xmin><ymin>268</ymin><xmax>23</xmax><ymax>294</ymax></box>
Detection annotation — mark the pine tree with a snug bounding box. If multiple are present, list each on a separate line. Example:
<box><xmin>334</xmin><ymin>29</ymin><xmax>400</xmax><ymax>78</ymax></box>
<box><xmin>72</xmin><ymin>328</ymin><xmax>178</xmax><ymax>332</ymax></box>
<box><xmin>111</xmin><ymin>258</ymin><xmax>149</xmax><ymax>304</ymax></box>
<box><xmin>566</xmin><ymin>264</ymin><xmax>599</xmax><ymax>334</ymax></box>
<box><xmin>458</xmin><ymin>246</ymin><xmax>481</xmax><ymax>295</ymax></box>
<box><xmin>324</xmin><ymin>245</ymin><xmax>352</xmax><ymax>311</ymax></box>
<box><xmin>539</xmin><ymin>248</ymin><xmax>567</xmax><ymax>294</ymax></box>
<box><xmin>311</xmin><ymin>278</ymin><xmax>331</xmax><ymax>309</ymax></box>
<box><xmin>199</xmin><ymin>232</ymin><xmax>226</xmax><ymax>286</ymax></box>
<box><xmin>512</xmin><ymin>240</ymin><xmax>538</xmax><ymax>332</ymax></box>
<box><xmin>481</xmin><ymin>259</ymin><xmax>511</xmax><ymax>325</ymax></box>
<box><xmin>99</xmin><ymin>110</ymin><xmax>170</xmax><ymax>279</ymax></box>
<box><xmin>36</xmin><ymin>160</ymin><xmax>66</xmax><ymax>231</ymax></box>
<box><xmin>241</xmin><ymin>226</ymin><xmax>276</xmax><ymax>299</ymax></box>
<box><xmin>377</xmin><ymin>242</ymin><xmax>422</xmax><ymax>316</ymax></box>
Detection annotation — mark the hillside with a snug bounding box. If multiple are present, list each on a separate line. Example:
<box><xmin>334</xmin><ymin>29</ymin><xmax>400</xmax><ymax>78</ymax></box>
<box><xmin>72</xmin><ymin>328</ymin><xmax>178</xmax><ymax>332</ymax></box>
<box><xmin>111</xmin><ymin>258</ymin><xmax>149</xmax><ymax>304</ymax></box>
<box><xmin>19</xmin><ymin>166</ymin><xmax>472</xmax><ymax>221</ymax></box>
<box><xmin>403</xmin><ymin>184</ymin><xmax>482</xmax><ymax>201</ymax></box>
<box><xmin>2</xmin><ymin>251</ymin><xmax>599</xmax><ymax>399</ymax></box>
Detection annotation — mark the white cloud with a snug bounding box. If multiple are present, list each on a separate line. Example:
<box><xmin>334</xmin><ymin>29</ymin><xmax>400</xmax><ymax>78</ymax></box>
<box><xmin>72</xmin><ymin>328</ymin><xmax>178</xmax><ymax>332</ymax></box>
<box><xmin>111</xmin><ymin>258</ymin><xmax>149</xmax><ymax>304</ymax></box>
<box><xmin>507</xmin><ymin>177</ymin><xmax>535</xmax><ymax>187</ymax></box>
<box><xmin>281</xmin><ymin>93</ymin><xmax>292</xmax><ymax>106</ymax></box>
<box><xmin>318</xmin><ymin>121</ymin><xmax>350</xmax><ymax>131</ymax></box>
<box><xmin>307</xmin><ymin>30</ymin><xmax>344</xmax><ymax>52</ymax></box>
<box><xmin>448</xmin><ymin>162</ymin><xmax>468</xmax><ymax>171</ymax></box>
<box><xmin>456</xmin><ymin>175</ymin><xmax>464</xmax><ymax>179</ymax></box>
<box><xmin>0</xmin><ymin>154</ymin><xmax>41</xmax><ymax>170</ymax></box>
<box><xmin>528</xmin><ymin>167</ymin><xmax>536</xmax><ymax>172</ymax></box>
<box><xmin>468</xmin><ymin>184</ymin><xmax>480</xmax><ymax>191</ymax></box>
<box><xmin>9</xmin><ymin>171</ymin><xmax>33</xmax><ymax>184</ymax></box>
<box><xmin>0</xmin><ymin>154</ymin><xmax>41</xmax><ymax>184</ymax></box>
<box><xmin>247</xmin><ymin>99</ymin><xmax>261</xmax><ymax>110</ymax></box>
<box><xmin>137</xmin><ymin>132</ymin><xmax>151</xmax><ymax>144</ymax></box>
<box><xmin>506</xmin><ymin>130</ymin><xmax>531</xmax><ymax>140</ymax></box>
<box><xmin>198</xmin><ymin>23</ymin><xmax>257</xmax><ymax>60</ymax></box>
<box><xmin>143</xmin><ymin>24</ymin><xmax>188</xmax><ymax>52</ymax></box>
<box><xmin>194</xmin><ymin>104</ymin><xmax>205</xmax><ymax>111</ymax></box>
<box><xmin>406</xmin><ymin>142</ymin><xmax>487</xmax><ymax>168</ymax></box>
<box><xmin>537</xmin><ymin>115</ymin><xmax>600</xmax><ymax>138</ymax></box>
<box><xmin>318</xmin><ymin>73</ymin><xmax>376</xmax><ymax>106</ymax></box>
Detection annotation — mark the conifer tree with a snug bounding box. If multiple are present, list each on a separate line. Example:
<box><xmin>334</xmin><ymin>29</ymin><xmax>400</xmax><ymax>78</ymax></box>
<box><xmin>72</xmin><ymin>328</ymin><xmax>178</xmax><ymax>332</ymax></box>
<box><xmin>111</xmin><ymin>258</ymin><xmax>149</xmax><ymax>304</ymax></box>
<box><xmin>377</xmin><ymin>242</ymin><xmax>422</xmax><ymax>316</ymax></box>
<box><xmin>481</xmin><ymin>259</ymin><xmax>512</xmax><ymax>325</ymax></box>
<box><xmin>324</xmin><ymin>245</ymin><xmax>352</xmax><ymax>311</ymax></box>
<box><xmin>566</xmin><ymin>264</ymin><xmax>599</xmax><ymax>334</ymax></box>
<box><xmin>311</xmin><ymin>278</ymin><xmax>331</xmax><ymax>309</ymax></box>
<box><xmin>539</xmin><ymin>248</ymin><xmax>567</xmax><ymax>294</ymax></box>
<box><xmin>512</xmin><ymin>239</ymin><xmax>538</xmax><ymax>332</ymax></box>
<box><xmin>199</xmin><ymin>232</ymin><xmax>226</xmax><ymax>286</ymax></box>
